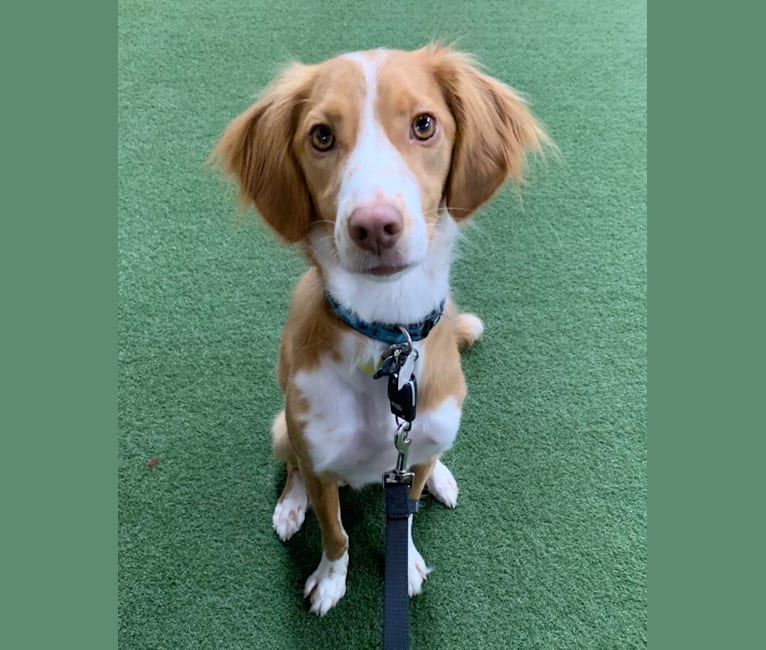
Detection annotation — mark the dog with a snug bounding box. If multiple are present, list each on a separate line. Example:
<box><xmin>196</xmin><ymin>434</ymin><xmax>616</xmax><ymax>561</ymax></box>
<box><xmin>212</xmin><ymin>44</ymin><xmax>548</xmax><ymax>616</ymax></box>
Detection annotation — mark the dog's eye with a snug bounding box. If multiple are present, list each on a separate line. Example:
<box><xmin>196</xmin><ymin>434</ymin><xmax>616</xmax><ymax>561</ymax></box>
<box><xmin>310</xmin><ymin>125</ymin><xmax>335</xmax><ymax>151</ymax></box>
<box><xmin>411</xmin><ymin>113</ymin><xmax>436</xmax><ymax>140</ymax></box>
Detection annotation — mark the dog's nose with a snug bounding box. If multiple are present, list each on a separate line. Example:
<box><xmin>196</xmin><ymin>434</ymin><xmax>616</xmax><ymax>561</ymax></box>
<box><xmin>347</xmin><ymin>204</ymin><xmax>403</xmax><ymax>255</ymax></box>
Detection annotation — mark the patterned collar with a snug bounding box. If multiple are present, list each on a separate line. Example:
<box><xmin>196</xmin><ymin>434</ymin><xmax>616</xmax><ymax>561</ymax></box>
<box><xmin>325</xmin><ymin>291</ymin><xmax>446</xmax><ymax>345</ymax></box>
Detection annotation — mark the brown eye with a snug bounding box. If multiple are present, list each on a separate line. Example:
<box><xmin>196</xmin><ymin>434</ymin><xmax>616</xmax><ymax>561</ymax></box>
<box><xmin>310</xmin><ymin>124</ymin><xmax>335</xmax><ymax>151</ymax></box>
<box><xmin>411</xmin><ymin>113</ymin><xmax>436</xmax><ymax>140</ymax></box>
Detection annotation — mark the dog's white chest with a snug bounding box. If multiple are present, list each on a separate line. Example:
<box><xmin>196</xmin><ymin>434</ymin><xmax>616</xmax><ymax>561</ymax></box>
<box><xmin>292</xmin><ymin>337</ymin><xmax>460</xmax><ymax>488</ymax></box>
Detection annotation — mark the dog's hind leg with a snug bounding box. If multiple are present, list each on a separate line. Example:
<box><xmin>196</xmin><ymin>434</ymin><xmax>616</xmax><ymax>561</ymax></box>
<box><xmin>271</xmin><ymin>410</ymin><xmax>309</xmax><ymax>542</ymax></box>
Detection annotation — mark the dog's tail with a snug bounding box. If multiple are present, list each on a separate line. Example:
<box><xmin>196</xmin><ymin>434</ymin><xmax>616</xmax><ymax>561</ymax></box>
<box><xmin>455</xmin><ymin>313</ymin><xmax>484</xmax><ymax>349</ymax></box>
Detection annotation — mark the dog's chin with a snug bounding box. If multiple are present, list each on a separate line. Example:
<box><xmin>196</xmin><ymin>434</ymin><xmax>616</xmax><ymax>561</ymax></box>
<box><xmin>331</xmin><ymin>239</ymin><xmax>430</xmax><ymax>280</ymax></box>
<box><xmin>364</xmin><ymin>263</ymin><xmax>411</xmax><ymax>278</ymax></box>
<box><xmin>343</xmin><ymin>257</ymin><xmax>425</xmax><ymax>280</ymax></box>
<box><xmin>332</xmin><ymin>248</ymin><xmax>412</xmax><ymax>279</ymax></box>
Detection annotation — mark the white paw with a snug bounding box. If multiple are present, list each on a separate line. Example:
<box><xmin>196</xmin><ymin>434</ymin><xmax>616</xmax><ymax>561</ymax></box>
<box><xmin>304</xmin><ymin>551</ymin><xmax>349</xmax><ymax>616</ymax></box>
<box><xmin>408</xmin><ymin>544</ymin><xmax>431</xmax><ymax>596</ymax></box>
<box><xmin>426</xmin><ymin>460</ymin><xmax>459</xmax><ymax>508</ymax></box>
<box><xmin>408</xmin><ymin>517</ymin><xmax>432</xmax><ymax>597</ymax></box>
<box><xmin>272</xmin><ymin>474</ymin><xmax>308</xmax><ymax>542</ymax></box>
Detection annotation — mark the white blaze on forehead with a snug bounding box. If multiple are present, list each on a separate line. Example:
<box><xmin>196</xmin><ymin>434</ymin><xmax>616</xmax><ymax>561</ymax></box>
<box><xmin>336</xmin><ymin>51</ymin><xmax>423</xmax><ymax>224</ymax></box>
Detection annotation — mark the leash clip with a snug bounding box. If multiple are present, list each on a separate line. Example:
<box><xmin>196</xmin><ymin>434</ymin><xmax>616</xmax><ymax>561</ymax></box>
<box><xmin>384</xmin><ymin>421</ymin><xmax>414</xmax><ymax>486</ymax></box>
<box><xmin>394</xmin><ymin>420</ymin><xmax>412</xmax><ymax>471</ymax></box>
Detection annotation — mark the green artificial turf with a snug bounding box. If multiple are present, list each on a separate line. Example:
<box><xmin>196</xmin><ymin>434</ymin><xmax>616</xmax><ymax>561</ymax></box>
<box><xmin>118</xmin><ymin>1</ymin><xmax>646</xmax><ymax>648</ymax></box>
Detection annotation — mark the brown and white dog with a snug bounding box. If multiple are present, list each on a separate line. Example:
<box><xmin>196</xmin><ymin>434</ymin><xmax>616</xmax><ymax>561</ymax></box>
<box><xmin>212</xmin><ymin>44</ymin><xmax>548</xmax><ymax>616</ymax></box>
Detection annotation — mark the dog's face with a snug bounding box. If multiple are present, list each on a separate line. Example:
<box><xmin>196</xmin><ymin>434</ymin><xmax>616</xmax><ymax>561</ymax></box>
<box><xmin>213</xmin><ymin>45</ymin><xmax>546</xmax><ymax>278</ymax></box>
<box><xmin>294</xmin><ymin>50</ymin><xmax>456</xmax><ymax>277</ymax></box>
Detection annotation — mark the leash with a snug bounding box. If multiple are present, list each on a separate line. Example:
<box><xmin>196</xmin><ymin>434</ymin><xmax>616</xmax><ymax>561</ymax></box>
<box><xmin>383</xmin><ymin>467</ymin><xmax>418</xmax><ymax>650</ymax></box>
<box><xmin>325</xmin><ymin>293</ymin><xmax>443</xmax><ymax>649</ymax></box>
<box><xmin>375</xmin><ymin>328</ymin><xmax>420</xmax><ymax>650</ymax></box>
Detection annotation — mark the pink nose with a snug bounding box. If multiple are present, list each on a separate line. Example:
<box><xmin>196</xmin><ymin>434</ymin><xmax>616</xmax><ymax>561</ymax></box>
<box><xmin>347</xmin><ymin>204</ymin><xmax>404</xmax><ymax>255</ymax></box>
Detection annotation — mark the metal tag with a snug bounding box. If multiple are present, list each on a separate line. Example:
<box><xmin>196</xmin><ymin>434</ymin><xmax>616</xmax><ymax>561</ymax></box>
<box><xmin>397</xmin><ymin>349</ymin><xmax>416</xmax><ymax>390</ymax></box>
<box><xmin>388</xmin><ymin>374</ymin><xmax>417</xmax><ymax>422</ymax></box>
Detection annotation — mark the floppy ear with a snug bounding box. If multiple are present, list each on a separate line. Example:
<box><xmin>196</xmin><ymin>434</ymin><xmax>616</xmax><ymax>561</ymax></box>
<box><xmin>427</xmin><ymin>46</ymin><xmax>550</xmax><ymax>219</ymax></box>
<box><xmin>210</xmin><ymin>64</ymin><xmax>316</xmax><ymax>243</ymax></box>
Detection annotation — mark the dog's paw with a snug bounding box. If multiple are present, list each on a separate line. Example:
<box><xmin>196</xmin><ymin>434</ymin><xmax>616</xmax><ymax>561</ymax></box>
<box><xmin>272</xmin><ymin>474</ymin><xmax>308</xmax><ymax>542</ymax></box>
<box><xmin>426</xmin><ymin>460</ymin><xmax>459</xmax><ymax>508</ymax></box>
<box><xmin>304</xmin><ymin>551</ymin><xmax>349</xmax><ymax>616</ymax></box>
<box><xmin>408</xmin><ymin>544</ymin><xmax>431</xmax><ymax>597</ymax></box>
<box><xmin>272</xmin><ymin>499</ymin><xmax>306</xmax><ymax>542</ymax></box>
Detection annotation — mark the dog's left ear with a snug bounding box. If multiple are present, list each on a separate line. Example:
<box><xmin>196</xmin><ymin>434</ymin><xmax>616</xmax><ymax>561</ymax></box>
<box><xmin>210</xmin><ymin>64</ymin><xmax>316</xmax><ymax>243</ymax></box>
<box><xmin>426</xmin><ymin>45</ymin><xmax>551</xmax><ymax>220</ymax></box>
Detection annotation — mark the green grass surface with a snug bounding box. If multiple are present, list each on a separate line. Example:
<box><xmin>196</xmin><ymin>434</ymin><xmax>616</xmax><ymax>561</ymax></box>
<box><xmin>118</xmin><ymin>1</ymin><xmax>646</xmax><ymax>648</ymax></box>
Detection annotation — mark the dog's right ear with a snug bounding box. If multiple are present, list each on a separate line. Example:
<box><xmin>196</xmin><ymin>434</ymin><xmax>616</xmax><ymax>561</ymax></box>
<box><xmin>210</xmin><ymin>64</ymin><xmax>316</xmax><ymax>243</ymax></box>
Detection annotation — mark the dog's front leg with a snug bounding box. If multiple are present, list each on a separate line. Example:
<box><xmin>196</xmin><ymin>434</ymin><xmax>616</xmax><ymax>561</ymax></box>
<box><xmin>406</xmin><ymin>458</ymin><xmax>438</xmax><ymax>596</ymax></box>
<box><xmin>300</xmin><ymin>467</ymin><xmax>349</xmax><ymax>616</ymax></box>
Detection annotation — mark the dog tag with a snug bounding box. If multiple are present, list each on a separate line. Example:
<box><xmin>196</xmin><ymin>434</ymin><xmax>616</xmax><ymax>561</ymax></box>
<box><xmin>372</xmin><ymin>346</ymin><xmax>402</xmax><ymax>379</ymax></box>
<box><xmin>374</xmin><ymin>342</ymin><xmax>412</xmax><ymax>380</ymax></box>
<box><xmin>388</xmin><ymin>374</ymin><xmax>417</xmax><ymax>422</ymax></box>
<box><xmin>397</xmin><ymin>349</ymin><xmax>417</xmax><ymax>390</ymax></box>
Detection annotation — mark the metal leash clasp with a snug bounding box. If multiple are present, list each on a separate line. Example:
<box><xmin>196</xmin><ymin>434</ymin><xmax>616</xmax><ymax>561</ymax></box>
<box><xmin>394</xmin><ymin>420</ymin><xmax>412</xmax><ymax>472</ymax></box>
<box><xmin>385</xmin><ymin>419</ymin><xmax>414</xmax><ymax>486</ymax></box>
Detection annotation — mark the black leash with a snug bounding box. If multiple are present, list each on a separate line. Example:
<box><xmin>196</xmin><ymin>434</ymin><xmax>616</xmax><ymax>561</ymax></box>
<box><xmin>383</xmin><ymin>475</ymin><xmax>419</xmax><ymax>649</ymax></box>
<box><xmin>375</xmin><ymin>331</ymin><xmax>420</xmax><ymax>650</ymax></box>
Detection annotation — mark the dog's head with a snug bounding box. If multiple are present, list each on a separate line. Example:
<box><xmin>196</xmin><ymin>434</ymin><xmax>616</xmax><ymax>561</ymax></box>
<box><xmin>212</xmin><ymin>45</ymin><xmax>548</xmax><ymax>279</ymax></box>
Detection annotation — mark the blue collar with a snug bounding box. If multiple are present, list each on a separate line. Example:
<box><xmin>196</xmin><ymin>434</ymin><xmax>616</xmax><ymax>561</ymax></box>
<box><xmin>325</xmin><ymin>291</ymin><xmax>446</xmax><ymax>345</ymax></box>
